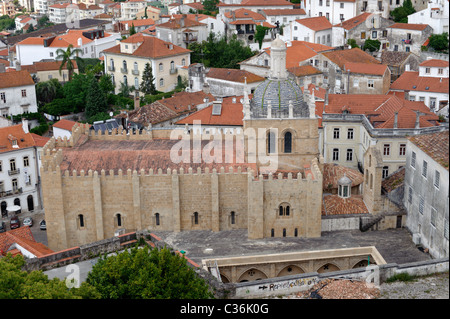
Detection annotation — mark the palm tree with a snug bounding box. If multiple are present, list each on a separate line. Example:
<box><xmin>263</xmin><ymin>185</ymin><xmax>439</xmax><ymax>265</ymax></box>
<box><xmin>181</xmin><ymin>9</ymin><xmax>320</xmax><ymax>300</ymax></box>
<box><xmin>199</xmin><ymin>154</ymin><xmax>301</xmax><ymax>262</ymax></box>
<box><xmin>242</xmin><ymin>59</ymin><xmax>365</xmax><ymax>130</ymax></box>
<box><xmin>55</xmin><ymin>44</ymin><xmax>83</xmax><ymax>82</ymax></box>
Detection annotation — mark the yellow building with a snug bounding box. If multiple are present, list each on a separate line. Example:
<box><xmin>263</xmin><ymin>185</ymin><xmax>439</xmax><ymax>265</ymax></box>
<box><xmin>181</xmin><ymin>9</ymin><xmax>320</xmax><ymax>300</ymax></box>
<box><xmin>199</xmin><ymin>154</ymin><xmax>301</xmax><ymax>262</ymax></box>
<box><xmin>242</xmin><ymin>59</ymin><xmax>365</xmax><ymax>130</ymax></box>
<box><xmin>102</xmin><ymin>33</ymin><xmax>191</xmax><ymax>94</ymax></box>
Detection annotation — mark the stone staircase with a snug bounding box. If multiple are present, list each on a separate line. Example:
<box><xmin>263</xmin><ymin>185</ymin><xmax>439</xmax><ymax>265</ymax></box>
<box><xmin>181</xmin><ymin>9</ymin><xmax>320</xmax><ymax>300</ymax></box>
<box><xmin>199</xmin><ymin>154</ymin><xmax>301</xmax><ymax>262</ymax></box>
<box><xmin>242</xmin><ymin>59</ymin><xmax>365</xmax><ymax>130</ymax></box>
<box><xmin>360</xmin><ymin>215</ymin><xmax>384</xmax><ymax>232</ymax></box>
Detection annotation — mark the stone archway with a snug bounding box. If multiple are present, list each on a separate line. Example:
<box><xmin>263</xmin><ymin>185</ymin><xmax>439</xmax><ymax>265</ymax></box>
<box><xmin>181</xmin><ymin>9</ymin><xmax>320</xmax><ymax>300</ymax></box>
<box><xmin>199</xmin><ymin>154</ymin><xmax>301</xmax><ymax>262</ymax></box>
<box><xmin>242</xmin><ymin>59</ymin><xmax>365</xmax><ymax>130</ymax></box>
<box><xmin>352</xmin><ymin>260</ymin><xmax>369</xmax><ymax>269</ymax></box>
<box><xmin>220</xmin><ymin>274</ymin><xmax>231</xmax><ymax>283</ymax></box>
<box><xmin>237</xmin><ymin>268</ymin><xmax>268</xmax><ymax>282</ymax></box>
<box><xmin>317</xmin><ymin>263</ymin><xmax>340</xmax><ymax>273</ymax></box>
<box><xmin>277</xmin><ymin>265</ymin><xmax>305</xmax><ymax>277</ymax></box>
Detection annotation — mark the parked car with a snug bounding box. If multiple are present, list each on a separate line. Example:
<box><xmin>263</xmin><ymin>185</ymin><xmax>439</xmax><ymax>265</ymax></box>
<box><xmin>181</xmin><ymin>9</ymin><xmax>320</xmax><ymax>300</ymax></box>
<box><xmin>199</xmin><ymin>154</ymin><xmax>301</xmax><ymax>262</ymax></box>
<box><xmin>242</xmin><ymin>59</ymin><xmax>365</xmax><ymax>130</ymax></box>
<box><xmin>40</xmin><ymin>219</ymin><xmax>46</xmax><ymax>230</ymax></box>
<box><xmin>10</xmin><ymin>216</ymin><xmax>20</xmax><ymax>229</ymax></box>
<box><xmin>0</xmin><ymin>221</ymin><xmax>6</xmax><ymax>233</ymax></box>
<box><xmin>23</xmin><ymin>217</ymin><xmax>33</xmax><ymax>227</ymax></box>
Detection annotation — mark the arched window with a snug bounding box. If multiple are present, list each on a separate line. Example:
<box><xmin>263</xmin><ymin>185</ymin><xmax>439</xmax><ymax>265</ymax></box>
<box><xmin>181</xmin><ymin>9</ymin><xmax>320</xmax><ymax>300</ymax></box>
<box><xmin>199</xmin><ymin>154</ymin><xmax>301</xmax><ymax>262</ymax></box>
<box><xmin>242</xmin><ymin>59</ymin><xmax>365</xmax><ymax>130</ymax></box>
<box><xmin>159</xmin><ymin>78</ymin><xmax>164</xmax><ymax>87</ymax></box>
<box><xmin>267</xmin><ymin>131</ymin><xmax>276</xmax><ymax>154</ymax></box>
<box><xmin>159</xmin><ymin>63</ymin><xmax>163</xmax><ymax>72</ymax></box>
<box><xmin>271</xmin><ymin>229</ymin><xmax>274</xmax><ymax>237</ymax></box>
<box><xmin>116</xmin><ymin>214</ymin><xmax>122</xmax><ymax>227</ymax></box>
<box><xmin>122</xmin><ymin>60</ymin><xmax>127</xmax><ymax>71</ymax></box>
<box><xmin>78</xmin><ymin>214</ymin><xmax>85</xmax><ymax>228</ymax></box>
<box><xmin>110</xmin><ymin>58</ymin><xmax>114</xmax><ymax>69</ymax></box>
<box><xmin>230</xmin><ymin>211</ymin><xmax>236</xmax><ymax>224</ymax></box>
<box><xmin>182</xmin><ymin>58</ymin><xmax>186</xmax><ymax>66</ymax></box>
<box><xmin>279</xmin><ymin>205</ymin><xmax>284</xmax><ymax>216</ymax></box>
<box><xmin>278</xmin><ymin>203</ymin><xmax>291</xmax><ymax>217</ymax></box>
<box><xmin>193</xmin><ymin>212</ymin><xmax>199</xmax><ymax>225</ymax></box>
<box><xmin>123</xmin><ymin>75</ymin><xmax>128</xmax><ymax>87</ymax></box>
<box><xmin>14</xmin><ymin>198</ymin><xmax>20</xmax><ymax>206</ymax></box>
<box><xmin>170</xmin><ymin>61</ymin><xmax>175</xmax><ymax>71</ymax></box>
<box><xmin>155</xmin><ymin>213</ymin><xmax>160</xmax><ymax>226</ymax></box>
<box><xmin>284</xmin><ymin>131</ymin><xmax>292</xmax><ymax>153</ymax></box>
<box><xmin>294</xmin><ymin>228</ymin><xmax>298</xmax><ymax>237</ymax></box>
<box><xmin>283</xmin><ymin>228</ymin><xmax>286</xmax><ymax>237</ymax></box>
<box><xmin>134</xmin><ymin>77</ymin><xmax>139</xmax><ymax>90</ymax></box>
<box><xmin>133</xmin><ymin>61</ymin><xmax>138</xmax><ymax>71</ymax></box>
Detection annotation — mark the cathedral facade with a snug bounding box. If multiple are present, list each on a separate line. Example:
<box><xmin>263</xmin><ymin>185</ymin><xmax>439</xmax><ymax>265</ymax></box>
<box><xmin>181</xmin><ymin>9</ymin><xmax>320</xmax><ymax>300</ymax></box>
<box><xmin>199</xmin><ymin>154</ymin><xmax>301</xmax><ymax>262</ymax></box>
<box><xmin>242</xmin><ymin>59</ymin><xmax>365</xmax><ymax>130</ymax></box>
<box><xmin>40</xmin><ymin>36</ymin><xmax>324</xmax><ymax>251</ymax></box>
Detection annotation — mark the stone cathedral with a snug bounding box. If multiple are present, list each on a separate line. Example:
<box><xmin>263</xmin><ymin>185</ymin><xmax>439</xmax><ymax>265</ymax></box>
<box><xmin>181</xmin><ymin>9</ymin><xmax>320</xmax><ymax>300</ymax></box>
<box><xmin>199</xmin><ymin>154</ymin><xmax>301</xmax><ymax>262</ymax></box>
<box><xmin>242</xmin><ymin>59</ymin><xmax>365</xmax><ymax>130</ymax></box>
<box><xmin>41</xmin><ymin>35</ymin><xmax>325</xmax><ymax>251</ymax></box>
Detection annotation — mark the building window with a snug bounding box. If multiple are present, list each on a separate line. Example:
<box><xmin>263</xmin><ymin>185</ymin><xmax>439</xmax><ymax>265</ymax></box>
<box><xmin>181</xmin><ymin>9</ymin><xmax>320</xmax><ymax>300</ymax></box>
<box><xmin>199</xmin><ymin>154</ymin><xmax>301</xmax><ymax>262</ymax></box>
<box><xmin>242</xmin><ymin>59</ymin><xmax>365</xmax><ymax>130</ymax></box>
<box><xmin>346</xmin><ymin>149</ymin><xmax>353</xmax><ymax>161</ymax></box>
<box><xmin>430</xmin><ymin>207</ymin><xmax>436</xmax><ymax>227</ymax></box>
<box><xmin>123</xmin><ymin>75</ymin><xmax>128</xmax><ymax>87</ymax></box>
<box><xmin>332</xmin><ymin>148</ymin><xmax>339</xmax><ymax>161</ymax></box>
<box><xmin>271</xmin><ymin>229</ymin><xmax>274</xmax><ymax>237</ymax></box>
<box><xmin>230</xmin><ymin>211</ymin><xmax>236</xmax><ymax>225</ymax></box>
<box><xmin>9</xmin><ymin>159</ymin><xmax>16</xmax><ymax>171</ymax></box>
<box><xmin>278</xmin><ymin>203</ymin><xmax>291</xmax><ymax>217</ymax></box>
<box><xmin>408</xmin><ymin>186</ymin><xmax>413</xmax><ymax>204</ymax></box>
<box><xmin>193</xmin><ymin>212</ymin><xmax>199</xmax><ymax>225</ymax></box>
<box><xmin>23</xmin><ymin>156</ymin><xmax>29</xmax><ymax>167</ymax></box>
<box><xmin>333</xmin><ymin>128</ymin><xmax>340</xmax><ymax>139</ymax></box>
<box><xmin>425</xmin><ymin>67</ymin><xmax>430</xmax><ymax>74</ymax></box>
<box><xmin>267</xmin><ymin>131</ymin><xmax>276</xmax><ymax>154</ymax></box>
<box><xmin>399</xmin><ymin>144</ymin><xmax>406</xmax><ymax>156</ymax></box>
<box><xmin>155</xmin><ymin>213</ymin><xmax>160</xmax><ymax>226</ymax></box>
<box><xmin>361</xmin><ymin>31</ymin><xmax>366</xmax><ymax>39</ymax></box>
<box><xmin>78</xmin><ymin>214</ymin><xmax>85</xmax><ymax>228</ymax></box>
<box><xmin>422</xmin><ymin>160</ymin><xmax>428</xmax><ymax>178</ymax></box>
<box><xmin>383</xmin><ymin>144</ymin><xmax>390</xmax><ymax>156</ymax></box>
<box><xmin>159</xmin><ymin>63</ymin><xmax>163</xmax><ymax>71</ymax></box>
<box><xmin>159</xmin><ymin>78</ymin><xmax>164</xmax><ymax>87</ymax></box>
<box><xmin>372</xmin><ymin>31</ymin><xmax>377</xmax><ymax>38</ymax></box>
<box><xmin>116</xmin><ymin>214</ymin><xmax>122</xmax><ymax>227</ymax></box>
<box><xmin>444</xmin><ymin>218</ymin><xmax>449</xmax><ymax>240</ymax></box>
<box><xmin>347</xmin><ymin>128</ymin><xmax>354</xmax><ymax>139</ymax></box>
<box><xmin>411</xmin><ymin>151</ymin><xmax>416</xmax><ymax>168</ymax></box>
<box><xmin>12</xmin><ymin>178</ymin><xmax>18</xmax><ymax>191</ymax></box>
<box><xmin>284</xmin><ymin>131</ymin><xmax>292</xmax><ymax>153</ymax></box>
<box><xmin>419</xmin><ymin>196</ymin><xmax>424</xmax><ymax>215</ymax></box>
<box><xmin>382</xmin><ymin>166</ymin><xmax>389</xmax><ymax>179</ymax></box>
<box><xmin>0</xmin><ymin>92</ymin><xmax>5</xmax><ymax>103</ymax></box>
<box><xmin>438</xmin><ymin>68</ymin><xmax>443</xmax><ymax>75</ymax></box>
<box><xmin>122</xmin><ymin>60</ymin><xmax>127</xmax><ymax>71</ymax></box>
<box><xmin>368</xmin><ymin>80</ymin><xmax>374</xmax><ymax>88</ymax></box>
<box><xmin>182</xmin><ymin>58</ymin><xmax>186</xmax><ymax>66</ymax></box>
<box><xmin>21</xmin><ymin>89</ymin><xmax>27</xmax><ymax>97</ymax></box>
<box><xmin>134</xmin><ymin>77</ymin><xmax>139</xmax><ymax>90</ymax></box>
<box><xmin>434</xmin><ymin>170</ymin><xmax>440</xmax><ymax>189</ymax></box>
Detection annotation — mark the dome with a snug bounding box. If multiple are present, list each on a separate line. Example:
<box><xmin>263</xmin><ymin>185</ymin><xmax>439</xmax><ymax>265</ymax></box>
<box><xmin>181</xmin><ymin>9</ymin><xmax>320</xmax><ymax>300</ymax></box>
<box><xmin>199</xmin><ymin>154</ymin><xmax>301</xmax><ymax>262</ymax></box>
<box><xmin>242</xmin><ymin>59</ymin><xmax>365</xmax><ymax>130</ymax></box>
<box><xmin>338</xmin><ymin>174</ymin><xmax>352</xmax><ymax>186</ymax></box>
<box><xmin>249</xmin><ymin>78</ymin><xmax>310</xmax><ymax>118</ymax></box>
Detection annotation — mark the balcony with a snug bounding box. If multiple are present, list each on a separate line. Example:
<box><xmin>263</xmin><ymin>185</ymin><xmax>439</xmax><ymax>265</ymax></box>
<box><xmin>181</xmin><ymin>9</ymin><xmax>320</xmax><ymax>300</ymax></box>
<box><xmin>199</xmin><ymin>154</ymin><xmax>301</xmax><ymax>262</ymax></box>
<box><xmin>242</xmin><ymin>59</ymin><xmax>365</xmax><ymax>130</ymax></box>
<box><xmin>8</xmin><ymin>168</ymin><xmax>20</xmax><ymax>176</ymax></box>
<box><xmin>108</xmin><ymin>66</ymin><xmax>115</xmax><ymax>71</ymax></box>
<box><xmin>0</xmin><ymin>187</ymin><xmax>22</xmax><ymax>198</ymax></box>
<box><xmin>132</xmin><ymin>69</ymin><xmax>139</xmax><ymax>75</ymax></box>
<box><xmin>404</xmin><ymin>39</ymin><xmax>412</xmax><ymax>44</ymax></box>
<box><xmin>170</xmin><ymin>68</ymin><xmax>177</xmax><ymax>74</ymax></box>
<box><xmin>121</xmin><ymin>68</ymin><xmax>128</xmax><ymax>74</ymax></box>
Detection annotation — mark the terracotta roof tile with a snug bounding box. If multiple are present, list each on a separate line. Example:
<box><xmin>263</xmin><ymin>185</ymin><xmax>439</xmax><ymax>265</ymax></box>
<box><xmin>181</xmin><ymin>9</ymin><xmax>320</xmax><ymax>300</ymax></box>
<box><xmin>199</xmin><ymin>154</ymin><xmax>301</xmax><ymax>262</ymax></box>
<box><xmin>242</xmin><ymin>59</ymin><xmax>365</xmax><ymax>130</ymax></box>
<box><xmin>31</xmin><ymin>133</ymin><xmax>50</xmax><ymax>147</ymax></box>
<box><xmin>225</xmin><ymin>8</ymin><xmax>266</xmax><ymax>21</ymax></box>
<box><xmin>176</xmin><ymin>96</ymin><xmax>244</xmax><ymax>126</ymax></box>
<box><xmin>322</xmin><ymin>163</ymin><xmax>364</xmax><ymax>190</ymax></box>
<box><xmin>322</xmin><ymin>48</ymin><xmax>380</xmax><ymax>69</ymax></box>
<box><xmin>262</xmin><ymin>8</ymin><xmax>306</xmax><ymax>16</ymax></box>
<box><xmin>296</xmin><ymin>16</ymin><xmax>332</xmax><ymax>31</ymax></box>
<box><xmin>389</xmin><ymin>23</ymin><xmax>429</xmax><ymax>30</ymax></box>
<box><xmin>419</xmin><ymin>59</ymin><xmax>449</xmax><ymax>68</ymax></box>
<box><xmin>344</xmin><ymin>62</ymin><xmax>388</xmax><ymax>75</ymax></box>
<box><xmin>408</xmin><ymin>131</ymin><xmax>449</xmax><ymax>170</ymax></box>
<box><xmin>53</xmin><ymin>119</ymin><xmax>78</xmax><ymax>131</ymax></box>
<box><xmin>0</xmin><ymin>124</ymin><xmax>40</xmax><ymax>153</ymax></box>
<box><xmin>323</xmin><ymin>194</ymin><xmax>369</xmax><ymax>216</ymax></box>
<box><xmin>390</xmin><ymin>71</ymin><xmax>449</xmax><ymax>94</ymax></box>
<box><xmin>288</xmin><ymin>65</ymin><xmax>322</xmax><ymax>76</ymax></box>
<box><xmin>0</xmin><ymin>227</ymin><xmax>53</xmax><ymax>257</ymax></box>
<box><xmin>206</xmin><ymin>68</ymin><xmax>265</xmax><ymax>83</ymax></box>
<box><xmin>0</xmin><ymin>70</ymin><xmax>34</xmax><ymax>89</ymax></box>
<box><xmin>381</xmin><ymin>167</ymin><xmax>405</xmax><ymax>192</ymax></box>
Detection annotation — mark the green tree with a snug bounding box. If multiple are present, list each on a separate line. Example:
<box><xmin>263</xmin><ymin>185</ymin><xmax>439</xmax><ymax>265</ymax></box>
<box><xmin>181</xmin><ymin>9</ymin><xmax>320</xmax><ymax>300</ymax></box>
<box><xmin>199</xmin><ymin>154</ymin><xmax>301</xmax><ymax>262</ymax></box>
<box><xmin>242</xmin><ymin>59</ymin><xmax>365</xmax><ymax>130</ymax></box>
<box><xmin>347</xmin><ymin>38</ymin><xmax>359</xmax><ymax>48</ymax></box>
<box><xmin>140</xmin><ymin>62</ymin><xmax>157</xmax><ymax>95</ymax></box>
<box><xmin>36</xmin><ymin>79</ymin><xmax>64</xmax><ymax>106</ymax></box>
<box><xmin>363</xmin><ymin>39</ymin><xmax>381</xmax><ymax>52</ymax></box>
<box><xmin>85</xmin><ymin>76</ymin><xmax>108</xmax><ymax>121</ymax></box>
<box><xmin>26</xmin><ymin>24</ymin><xmax>34</xmax><ymax>33</ymax></box>
<box><xmin>55</xmin><ymin>44</ymin><xmax>83</xmax><ymax>81</ymax></box>
<box><xmin>63</xmin><ymin>73</ymin><xmax>94</xmax><ymax>112</ymax></box>
<box><xmin>255</xmin><ymin>25</ymin><xmax>269</xmax><ymax>50</ymax></box>
<box><xmin>390</xmin><ymin>0</ymin><xmax>415</xmax><ymax>23</ymax></box>
<box><xmin>428</xmin><ymin>32</ymin><xmax>449</xmax><ymax>52</ymax></box>
<box><xmin>0</xmin><ymin>254</ymin><xmax>99</xmax><ymax>299</ymax></box>
<box><xmin>202</xmin><ymin>0</ymin><xmax>219</xmax><ymax>14</ymax></box>
<box><xmin>129</xmin><ymin>23</ymin><xmax>136</xmax><ymax>35</ymax></box>
<box><xmin>99</xmin><ymin>73</ymin><xmax>115</xmax><ymax>96</ymax></box>
<box><xmin>86</xmin><ymin>245</ymin><xmax>214</xmax><ymax>299</ymax></box>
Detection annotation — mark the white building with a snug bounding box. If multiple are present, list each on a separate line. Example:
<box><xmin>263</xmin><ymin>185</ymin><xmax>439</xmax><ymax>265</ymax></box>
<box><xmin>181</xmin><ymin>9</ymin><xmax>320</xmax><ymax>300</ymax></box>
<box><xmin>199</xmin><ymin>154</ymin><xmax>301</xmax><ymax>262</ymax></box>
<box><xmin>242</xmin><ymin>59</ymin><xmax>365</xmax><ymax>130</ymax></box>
<box><xmin>0</xmin><ymin>122</ymin><xmax>49</xmax><ymax>217</ymax></box>
<box><xmin>408</xmin><ymin>0</ymin><xmax>449</xmax><ymax>34</ymax></box>
<box><xmin>120</xmin><ymin>0</ymin><xmax>147</xmax><ymax>20</ymax></box>
<box><xmin>404</xmin><ymin>131</ymin><xmax>449</xmax><ymax>259</ymax></box>
<box><xmin>16</xmin><ymin>29</ymin><xmax>120</xmax><ymax>66</ymax></box>
<box><xmin>290</xmin><ymin>16</ymin><xmax>333</xmax><ymax>45</ymax></box>
<box><xmin>52</xmin><ymin>119</ymin><xmax>77</xmax><ymax>140</ymax></box>
<box><xmin>48</xmin><ymin>3</ymin><xmax>71</xmax><ymax>24</ymax></box>
<box><xmin>390</xmin><ymin>58</ymin><xmax>449</xmax><ymax>112</ymax></box>
<box><xmin>15</xmin><ymin>16</ymin><xmax>38</xmax><ymax>32</ymax></box>
<box><xmin>305</xmin><ymin>0</ymin><xmax>357</xmax><ymax>25</ymax></box>
<box><xmin>0</xmin><ymin>70</ymin><xmax>38</xmax><ymax>117</ymax></box>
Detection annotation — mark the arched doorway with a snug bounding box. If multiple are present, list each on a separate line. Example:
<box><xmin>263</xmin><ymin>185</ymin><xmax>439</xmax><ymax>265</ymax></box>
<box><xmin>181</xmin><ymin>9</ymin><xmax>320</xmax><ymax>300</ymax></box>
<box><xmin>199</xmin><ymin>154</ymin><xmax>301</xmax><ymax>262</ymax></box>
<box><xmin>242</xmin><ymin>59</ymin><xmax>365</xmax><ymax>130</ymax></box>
<box><xmin>317</xmin><ymin>263</ymin><xmax>340</xmax><ymax>273</ymax></box>
<box><xmin>277</xmin><ymin>265</ymin><xmax>304</xmax><ymax>277</ymax></box>
<box><xmin>27</xmin><ymin>195</ymin><xmax>34</xmax><ymax>212</ymax></box>
<box><xmin>1</xmin><ymin>201</ymin><xmax>6</xmax><ymax>217</ymax></box>
<box><xmin>238</xmin><ymin>268</ymin><xmax>268</xmax><ymax>282</ymax></box>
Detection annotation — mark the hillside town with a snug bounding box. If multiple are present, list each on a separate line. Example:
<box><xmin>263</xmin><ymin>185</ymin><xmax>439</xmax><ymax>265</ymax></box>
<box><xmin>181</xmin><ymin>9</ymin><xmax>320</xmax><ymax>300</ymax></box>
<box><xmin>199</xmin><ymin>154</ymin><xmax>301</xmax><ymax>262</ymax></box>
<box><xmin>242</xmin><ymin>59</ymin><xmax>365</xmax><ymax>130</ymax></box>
<box><xmin>0</xmin><ymin>0</ymin><xmax>448</xmax><ymax>302</ymax></box>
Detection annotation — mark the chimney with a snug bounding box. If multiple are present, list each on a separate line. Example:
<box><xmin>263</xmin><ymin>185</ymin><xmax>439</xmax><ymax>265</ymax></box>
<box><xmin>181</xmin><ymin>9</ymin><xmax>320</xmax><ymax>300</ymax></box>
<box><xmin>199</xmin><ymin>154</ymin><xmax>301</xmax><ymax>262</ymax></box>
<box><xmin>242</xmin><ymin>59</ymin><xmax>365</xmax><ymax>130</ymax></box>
<box><xmin>15</xmin><ymin>61</ymin><xmax>21</xmax><ymax>71</ymax></box>
<box><xmin>393</xmin><ymin>112</ymin><xmax>398</xmax><ymax>129</ymax></box>
<box><xmin>22</xmin><ymin>118</ymin><xmax>29</xmax><ymax>134</ymax></box>
<box><xmin>415</xmin><ymin>110</ymin><xmax>421</xmax><ymax>129</ymax></box>
<box><xmin>325</xmin><ymin>86</ymin><xmax>329</xmax><ymax>106</ymax></box>
<box><xmin>134</xmin><ymin>91</ymin><xmax>140</xmax><ymax>110</ymax></box>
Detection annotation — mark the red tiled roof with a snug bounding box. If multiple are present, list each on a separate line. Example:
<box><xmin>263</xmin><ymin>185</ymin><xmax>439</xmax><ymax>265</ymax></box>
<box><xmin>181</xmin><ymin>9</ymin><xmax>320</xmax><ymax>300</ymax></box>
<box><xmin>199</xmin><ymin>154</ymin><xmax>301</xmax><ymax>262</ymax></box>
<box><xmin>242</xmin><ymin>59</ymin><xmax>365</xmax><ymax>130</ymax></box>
<box><xmin>389</xmin><ymin>23</ymin><xmax>429</xmax><ymax>31</ymax></box>
<box><xmin>103</xmin><ymin>36</ymin><xmax>191</xmax><ymax>59</ymax></box>
<box><xmin>0</xmin><ymin>70</ymin><xmax>34</xmax><ymax>89</ymax></box>
<box><xmin>262</xmin><ymin>8</ymin><xmax>306</xmax><ymax>16</ymax></box>
<box><xmin>0</xmin><ymin>124</ymin><xmax>41</xmax><ymax>153</ymax></box>
<box><xmin>224</xmin><ymin>8</ymin><xmax>266</xmax><ymax>21</ymax></box>
<box><xmin>31</xmin><ymin>133</ymin><xmax>50</xmax><ymax>147</ymax></box>
<box><xmin>206</xmin><ymin>68</ymin><xmax>265</xmax><ymax>83</ymax></box>
<box><xmin>390</xmin><ymin>71</ymin><xmax>449</xmax><ymax>94</ymax></box>
<box><xmin>296</xmin><ymin>16</ymin><xmax>332</xmax><ymax>31</ymax></box>
<box><xmin>323</xmin><ymin>94</ymin><xmax>440</xmax><ymax>129</ymax></box>
<box><xmin>218</xmin><ymin>0</ymin><xmax>293</xmax><ymax>6</ymax></box>
<box><xmin>322</xmin><ymin>163</ymin><xmax>364</xmax><ymax>190</ymax></box>
<box><xmin>120</xmin><ymin>18</ymin><xmax>155</xmax><ymax>27</ymax></box>
<box><xmin>323</xmin><ymin>194</ymin><xmax>369</xmax><ymax>216</ymax></box>
<box><xmin>334</xmin><ymin>12</ymin><xmax>372</xmax><ymax>30</ymax></box>
<box><xmin>344</xmin><ymin>62</ymin><xmax>388</xmax><ymax>76</ymax></box>
<box><xmin>176</xmin><ymin>96</ymin><xmax>244</xmax><ymax>126</ymax></box>
<box><xmin>419</xmin><ymin>59</ymin><xmax>449</xmax><ymax>68</ymax></box>
<box><xmin>408</xmin><ymin>131</ymin><xmax>449</xmax><ymax>170</ymax></box>
<box><xmin>53</xmin><ymin>119</ymin><xmax>78</xmax><ymax>131</ymax></box>
<box><xmin>288</xmin><ymin>65</ymin><xmax>322</xmax><ymax>76</ymax></box>
<box><xmin>322</xmin><ymin>48</ymin><xmax>381</xmax><ymax>69</ymax></box>
<box><xmin>0</xmin><ymin>227</ymin><xmax>54</xmax><ymax>257</ymax></box>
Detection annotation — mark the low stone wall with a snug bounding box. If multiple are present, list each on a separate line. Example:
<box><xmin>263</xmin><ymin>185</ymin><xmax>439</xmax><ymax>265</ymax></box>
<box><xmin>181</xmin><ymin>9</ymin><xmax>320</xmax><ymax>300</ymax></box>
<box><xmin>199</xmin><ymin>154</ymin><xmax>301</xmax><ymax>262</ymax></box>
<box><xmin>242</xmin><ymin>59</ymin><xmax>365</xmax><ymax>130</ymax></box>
<box><xmin>321</xmin><ymin>215</ymin><xmax>361</xmax><ymax>232</ymax></box>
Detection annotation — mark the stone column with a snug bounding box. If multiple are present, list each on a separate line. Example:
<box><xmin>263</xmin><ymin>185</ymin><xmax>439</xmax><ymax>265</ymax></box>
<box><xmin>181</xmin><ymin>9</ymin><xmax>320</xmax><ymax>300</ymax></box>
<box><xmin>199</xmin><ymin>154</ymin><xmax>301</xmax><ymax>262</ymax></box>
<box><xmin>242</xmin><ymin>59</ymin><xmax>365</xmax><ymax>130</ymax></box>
<box><xmin>172</xmin><ymin>173</ymin><xmax>181</xmax><ymax>232</ymax></box>
<box><xmin>211</xmin><ymin>172</ymin><xmax>220</xmax><ymax>232</ymax></box>
<box><xmin>93</xmin><ymin>171</ymin><xmax>104</xmax><ymax>241</ymax></box>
